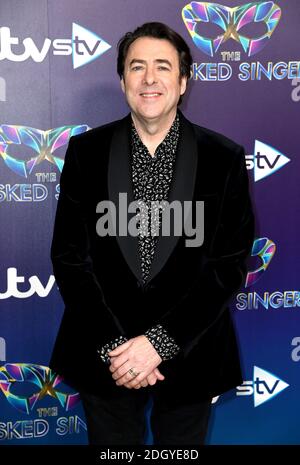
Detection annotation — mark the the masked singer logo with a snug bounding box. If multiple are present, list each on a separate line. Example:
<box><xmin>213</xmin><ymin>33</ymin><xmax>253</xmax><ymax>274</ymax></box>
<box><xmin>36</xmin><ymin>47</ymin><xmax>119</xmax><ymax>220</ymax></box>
<box><xmin>182</xmin><ymin>1</ymin><xmax>281</xmax><ymax>57</ymax></box>
<box><xmin>0</xmin><ymin>363</ymin><xmax>80</xmax><ymax>414</ymax></box>
<box><xmin>0</xmin><ymin>125</ymin><xmax>89</xmax><ymax>178</ymax></box>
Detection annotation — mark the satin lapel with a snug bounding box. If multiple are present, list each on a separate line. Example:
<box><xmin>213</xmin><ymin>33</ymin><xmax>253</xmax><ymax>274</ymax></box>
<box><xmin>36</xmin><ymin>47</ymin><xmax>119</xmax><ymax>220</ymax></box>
<box><xmin>147</xmin><ymin>111</ymin><xmax>198</xmax><ymax>283</ymax></box>
<box><xmin>108</xmin><ymin>113</ymin><xmax>143</xmax><ymax>282</ymax></box>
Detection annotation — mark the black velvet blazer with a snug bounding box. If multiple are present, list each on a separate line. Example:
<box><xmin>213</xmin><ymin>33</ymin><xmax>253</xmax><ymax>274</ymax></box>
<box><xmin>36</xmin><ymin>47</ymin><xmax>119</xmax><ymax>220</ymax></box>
<box><xmin>49</xmin><ymin>110</ymin><xmax>255</xmax><ymax>402</ymax></box>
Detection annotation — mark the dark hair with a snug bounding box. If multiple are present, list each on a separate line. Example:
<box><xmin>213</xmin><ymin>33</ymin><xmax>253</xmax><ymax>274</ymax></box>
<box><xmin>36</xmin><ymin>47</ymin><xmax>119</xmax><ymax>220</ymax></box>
<box><xmin>117</xmin><ymin>22</ymin><xmax>193</xmax><ymax>104</ymax></box>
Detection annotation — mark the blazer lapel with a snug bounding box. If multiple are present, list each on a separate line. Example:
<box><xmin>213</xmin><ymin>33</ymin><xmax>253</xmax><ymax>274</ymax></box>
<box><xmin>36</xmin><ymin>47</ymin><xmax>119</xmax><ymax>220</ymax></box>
<box><xmin>107</xmin><ymin>111</ymin><xmax>198</xmax><ymax>286</ymax></box>
<box><xmin>147</xmin><ymin>111</ymin><xmax>198</xmax><ymax>283</ymax></box>
<box><xmin>108</xmin><ymin>113</ymin><xmax>142</xmax><ymax>282</ymax></box>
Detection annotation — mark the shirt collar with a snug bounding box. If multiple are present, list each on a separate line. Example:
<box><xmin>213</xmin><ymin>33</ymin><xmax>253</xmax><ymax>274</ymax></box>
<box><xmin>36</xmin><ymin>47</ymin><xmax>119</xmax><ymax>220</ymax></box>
<box><xmin>131</xmin><ymin>113</ymin><xmax>180</xmax><ymax>156</ymax></box>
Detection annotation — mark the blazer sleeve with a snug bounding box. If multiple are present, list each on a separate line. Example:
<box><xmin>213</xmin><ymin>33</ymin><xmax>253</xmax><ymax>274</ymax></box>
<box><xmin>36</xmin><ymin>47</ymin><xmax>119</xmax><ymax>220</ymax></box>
<box><xmin>51</xmin><ymin>136</ymin><xmax>127</xmax><ymax>345</ymax></box>
<box><xmin>156</xmin><ymin>145</ymin><xmax>255</xmax><ymax>355</ymax></box>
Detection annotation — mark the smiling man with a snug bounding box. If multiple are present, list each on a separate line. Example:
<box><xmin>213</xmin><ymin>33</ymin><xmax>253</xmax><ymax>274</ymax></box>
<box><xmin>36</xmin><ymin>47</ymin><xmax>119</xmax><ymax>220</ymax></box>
<box><xmin>120</xmin><ymin>35</ymin><xmax>187</xmax><ymax>150</ymax></box>
<box><xmin>50</xmin><ymin>22</ymin><xmax>255</xmax><ymax>445</ymax></box>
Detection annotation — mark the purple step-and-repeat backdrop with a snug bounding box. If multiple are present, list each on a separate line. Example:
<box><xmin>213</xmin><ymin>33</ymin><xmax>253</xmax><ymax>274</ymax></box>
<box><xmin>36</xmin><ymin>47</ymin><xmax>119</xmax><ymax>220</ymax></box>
<box><xmin>0</xmin><ymin>0</ymin><xmax>299</xmax><ymax>445</ymax></box>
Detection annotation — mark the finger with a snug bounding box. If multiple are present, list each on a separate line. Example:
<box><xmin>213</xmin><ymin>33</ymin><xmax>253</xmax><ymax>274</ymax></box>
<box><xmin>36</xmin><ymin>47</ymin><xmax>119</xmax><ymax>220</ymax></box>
<box><xmin>116</xmin><ymin>369</ymin><xmax>143</xmax><ymax>386</ymax></box>
<box><xmin>116</xmin><ymin>374</ymin><xmax>132</xmax><ymax>386</ymax></box>
<box><xmin>109</xmin><ymin>353</ymin><xmax>130</xmax><ymax>373</ymax></box>
<box><xmin>128</xmin><ymin>378</ymin><xmax>148</xmax><ymax>388</ymax></box>
<box><xmin>108</xmin><ymin>340</ymin><xmax>132</xmax><ymax>356</ymax></box>
<box><xmin>146</xmin><ymin>372</ymin><xmax>157</xmax><ymax>386</ymax></box>
<box><xmin>112</xmin><ymin>362</ymin><xmax>135</xmax><ymax>381</ymax></box>
<box><xmin>119</xmin><ymin>369</ymin><xmax>148</xmax><ymax>388</ymax></box>
<box><xmin>133</xmin><ymin>383</ymin><xmax>142</xmax><ymax>389</ymax></box>
<box><xmin>124</xmin><ymin>365</ymin><xmax>162</xmax><ymax>388</ymax></box>
<box><xmin>123</xmin><ymin>383</ymin><xmax>132</xmax><ymax>389</ymax></box>
<box><xmin>154</xmin><ymin>368</ymin><xmax>165</xmax><ymax>380</ymax></box>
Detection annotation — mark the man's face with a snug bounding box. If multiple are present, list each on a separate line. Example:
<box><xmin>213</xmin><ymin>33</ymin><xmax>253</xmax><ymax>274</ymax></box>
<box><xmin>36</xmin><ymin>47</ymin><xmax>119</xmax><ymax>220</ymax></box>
<box><xmin>121</xmin><ymin>37</ymin><xmax>187</xmax><ymax>123</ymax></box>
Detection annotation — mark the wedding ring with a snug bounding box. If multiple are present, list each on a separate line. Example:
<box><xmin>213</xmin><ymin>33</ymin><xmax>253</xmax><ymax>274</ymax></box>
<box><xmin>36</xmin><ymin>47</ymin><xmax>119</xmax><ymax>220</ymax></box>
<box><xmin>128</xmin><ymin>368</ymin><xmax>139</xmax><ymax>377</ymax></box>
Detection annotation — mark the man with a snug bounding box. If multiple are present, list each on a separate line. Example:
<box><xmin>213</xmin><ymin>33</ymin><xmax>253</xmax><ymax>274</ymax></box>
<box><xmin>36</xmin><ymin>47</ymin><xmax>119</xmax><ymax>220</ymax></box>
<box><xmin>50</xmin><ymin>22</ymin><xmax>255</xmax><ymax>445</ymax></box>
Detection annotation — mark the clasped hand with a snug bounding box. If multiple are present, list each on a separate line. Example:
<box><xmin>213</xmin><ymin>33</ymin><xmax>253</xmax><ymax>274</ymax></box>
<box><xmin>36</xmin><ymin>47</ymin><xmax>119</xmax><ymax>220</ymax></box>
<box><xmin>108</xmin><ymin>335</ymin><xmax>165</xmax><ymax>389</ymax></box>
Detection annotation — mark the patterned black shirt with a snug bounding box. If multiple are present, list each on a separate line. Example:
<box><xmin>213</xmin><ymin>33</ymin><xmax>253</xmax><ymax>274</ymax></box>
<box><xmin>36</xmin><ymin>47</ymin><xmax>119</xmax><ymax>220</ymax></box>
<box><xmin>98</xmin><ymin>114</ymin><xmax>181</xmax><ymax>365</ymax></box>
<box><xmin>131</xmin><ymin>114</ymin><xmax>179</xmax><ymax>284</ymax></box>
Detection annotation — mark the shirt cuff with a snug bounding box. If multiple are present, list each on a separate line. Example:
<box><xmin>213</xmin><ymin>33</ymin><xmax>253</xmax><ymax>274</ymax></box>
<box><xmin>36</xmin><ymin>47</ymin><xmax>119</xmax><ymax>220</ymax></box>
<box><xmin>97</xmin><ymin>335</ymin><xmax>128</xmax><ymax>365</ymax></box>
<box><xmin>144</xmin><ymin>324</ymin><xmax>180</xmax><ymax>361</ymax></box>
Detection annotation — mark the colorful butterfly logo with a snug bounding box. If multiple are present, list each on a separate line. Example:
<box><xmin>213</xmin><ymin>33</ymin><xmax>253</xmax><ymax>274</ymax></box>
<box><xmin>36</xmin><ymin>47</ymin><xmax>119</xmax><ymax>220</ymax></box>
<box><xmin>245</xmin><ymin>237</ymin><xmax>276</xmax><ymax>287</ymax></box>
<box><xmin>0</xmin><ymin>363</ymin><xmax>80</xmax><ymax>414</ymax></box>
<box><xmin>182</xmin><ymin>2</ymin><xmax>281</xmax><ymax>57</ymax></box>
<box><xmin>0</xmin><ymin>125</ymin><xmax>89</xmax><ymax>178</ymax></box>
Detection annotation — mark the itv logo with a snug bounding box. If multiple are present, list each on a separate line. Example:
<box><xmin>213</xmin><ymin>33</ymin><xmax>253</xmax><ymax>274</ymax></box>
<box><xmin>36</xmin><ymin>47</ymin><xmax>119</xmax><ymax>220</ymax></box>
<box><xmin>0</xmin><ymin>268</ymin><xmax>55</xmax><ymax>299</ymax></box>
<box><xmin>0</xmin><ymin>23</ymin><xmax>111</xmax><ymax>69</ymax></box>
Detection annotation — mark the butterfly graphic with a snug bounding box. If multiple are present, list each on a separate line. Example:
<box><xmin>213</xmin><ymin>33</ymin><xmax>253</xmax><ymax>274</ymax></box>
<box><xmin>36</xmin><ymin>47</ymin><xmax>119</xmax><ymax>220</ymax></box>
<box><xmin>182</xmin><ymin>2</ymin><xmax>281</xmax><ymax>57</ymax></box>
<box><xmin>0</xmin><ymin>125</ymin><xmax>89</xmax><ymax>178</ymax></box>
<box><xmin>245</xmin><ymin>237</ymin><xmax>276</xmax><ymax>287</ymax></box>
<box><xmin>0</xmin><ymin>363</ymin><xmax>80</xmax><ymax>414</ymax></box>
